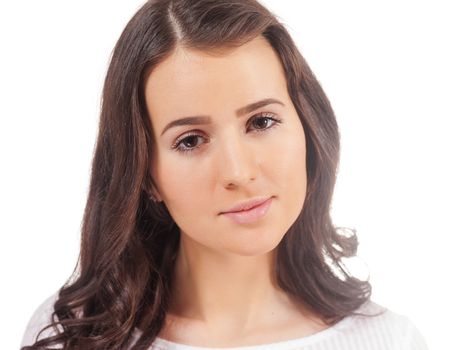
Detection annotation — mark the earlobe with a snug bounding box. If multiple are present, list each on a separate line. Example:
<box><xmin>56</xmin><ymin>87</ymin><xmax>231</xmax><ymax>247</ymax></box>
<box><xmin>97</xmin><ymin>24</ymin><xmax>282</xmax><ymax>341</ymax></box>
<box><xmin>151</xmin><ymin>178</ymin><xmax>163</xmax><ymax>202</ymax></box>
<box><xmin>143</xmin><ymin>175</ymin><xmax>163</xmax><ymax>202</ymax></box>
<box><xmin>151</xmin><ymin>188</ymin><xmax>163</xmax><ymax>202</ymax></box>
<box><xmin>146</xmin><ymin>188</ymin><xmax>162</xmax><ymax>203</ymax></box>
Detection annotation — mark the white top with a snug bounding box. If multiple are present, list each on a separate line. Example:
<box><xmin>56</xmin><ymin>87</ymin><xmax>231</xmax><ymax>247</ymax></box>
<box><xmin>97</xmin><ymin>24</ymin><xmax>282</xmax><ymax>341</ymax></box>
<box><xmin>21</xmin><ymin>291</ymin><xmax>429</xmax><ymax>350</ymax></box>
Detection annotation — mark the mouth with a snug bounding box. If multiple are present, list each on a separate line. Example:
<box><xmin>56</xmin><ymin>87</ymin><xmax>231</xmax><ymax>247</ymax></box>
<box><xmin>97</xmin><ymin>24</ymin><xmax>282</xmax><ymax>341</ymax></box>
<box><xmin>221</xmin><ymin>196</ymin><xmax>273</xmax><ymax>214</ymax></box>
<box><xmin>220</xmin><ymin>196</ymin><xmax>273</xmax><ymax>224</ymax></box>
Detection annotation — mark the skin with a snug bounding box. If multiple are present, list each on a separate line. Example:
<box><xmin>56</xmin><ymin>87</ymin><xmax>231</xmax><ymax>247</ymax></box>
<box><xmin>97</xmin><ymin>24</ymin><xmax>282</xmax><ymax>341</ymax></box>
<box><xmin>144</xmin><ymin>36</ymin><xmax>328</xmax><ymax>346</ymax></box>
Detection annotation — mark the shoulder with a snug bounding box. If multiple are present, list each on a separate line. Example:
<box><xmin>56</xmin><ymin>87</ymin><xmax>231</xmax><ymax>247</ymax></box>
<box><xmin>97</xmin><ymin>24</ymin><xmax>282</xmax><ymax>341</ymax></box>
<box><xmin>341</xmin><ymin>300</ymin><xmax>429</xmax><ymax>350</ymax></box>
<box><xmin>20</xmin><ymin>290</ymin><xmax>62</xmax><ymax>348</ymax></box>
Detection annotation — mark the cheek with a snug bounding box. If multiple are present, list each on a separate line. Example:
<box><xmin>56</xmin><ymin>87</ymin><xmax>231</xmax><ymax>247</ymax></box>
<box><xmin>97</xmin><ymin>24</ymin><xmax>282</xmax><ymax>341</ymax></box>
<box><xmin>266</xmin><ymin>122</ymin><xmax>307</xmax><ymax>195</ymax></box>
<box><xmin>263</xmin><ymin>121</ymin><xmax>307</xmax><ymax>234</ymax></box>
<box><xmin>153</xmin><ymin>154</ymin><xmax>210</xmax><ymax>224</ymax></box>
<box><xmin>155</xmin><ymin>147</ymin><xmax>195</xmax><ymax>192</ymax></box>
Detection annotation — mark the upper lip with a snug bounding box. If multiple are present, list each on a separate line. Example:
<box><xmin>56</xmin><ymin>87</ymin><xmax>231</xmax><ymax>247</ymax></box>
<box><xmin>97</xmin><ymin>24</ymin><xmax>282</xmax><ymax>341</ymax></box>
<box><xmin>220</xmin><ymin>196</ymin><xmax>272</xmax><ymax>214</ymax></box>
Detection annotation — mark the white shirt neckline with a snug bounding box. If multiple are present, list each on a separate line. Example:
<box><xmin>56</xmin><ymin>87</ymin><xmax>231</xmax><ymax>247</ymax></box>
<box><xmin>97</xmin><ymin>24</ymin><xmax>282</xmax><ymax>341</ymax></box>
<box><xmin>132</xmin><ymin>310</ymin><xmax>357</xmax><ymax>350</ymax></box>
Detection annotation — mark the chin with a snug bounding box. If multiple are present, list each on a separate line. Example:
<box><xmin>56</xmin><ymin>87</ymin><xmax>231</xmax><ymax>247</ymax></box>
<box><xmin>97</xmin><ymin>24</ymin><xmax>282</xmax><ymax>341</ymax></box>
<box><xmin>223</xmin><ymin>232</ymin><xmax>284</xmax><ymax>257</ymax></box>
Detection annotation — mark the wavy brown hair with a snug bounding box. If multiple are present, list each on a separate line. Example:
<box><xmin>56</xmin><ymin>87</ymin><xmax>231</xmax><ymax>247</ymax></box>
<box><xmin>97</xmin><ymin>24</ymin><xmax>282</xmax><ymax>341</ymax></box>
<box><xmin>23</xmin><ymin>0</ymin><xmax>375</xmax><ymax>349</ymax></box>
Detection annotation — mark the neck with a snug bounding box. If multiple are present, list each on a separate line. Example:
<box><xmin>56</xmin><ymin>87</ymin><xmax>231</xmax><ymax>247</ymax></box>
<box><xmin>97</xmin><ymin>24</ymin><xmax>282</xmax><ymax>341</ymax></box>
<box><xmin>168</xmin><ymin>232</ymin><xmax>296</xmax><ymax>334</ymax></box>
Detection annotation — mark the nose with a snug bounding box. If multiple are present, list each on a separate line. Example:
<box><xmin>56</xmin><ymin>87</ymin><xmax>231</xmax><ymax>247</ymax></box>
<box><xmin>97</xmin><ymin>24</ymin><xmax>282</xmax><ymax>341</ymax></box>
<box><xmin>217</xmin><ymin>132</ymin><xmax>259</xmax><ymax>189</ymax></box>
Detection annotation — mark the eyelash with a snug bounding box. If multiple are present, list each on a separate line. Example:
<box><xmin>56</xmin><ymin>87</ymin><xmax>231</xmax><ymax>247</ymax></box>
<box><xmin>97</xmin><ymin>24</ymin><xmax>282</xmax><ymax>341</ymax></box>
<box><xmin>171</xmin><ymin>112</ymin><xmax>282</xmax><ymax>154</ymax></box>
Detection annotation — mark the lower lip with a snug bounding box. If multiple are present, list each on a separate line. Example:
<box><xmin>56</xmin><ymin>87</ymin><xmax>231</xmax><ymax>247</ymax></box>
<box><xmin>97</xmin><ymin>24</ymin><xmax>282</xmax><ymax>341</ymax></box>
<box><xmin>221</xmin><ymin>197</ymin><xmax>273</xmax><ymax>224</ymax></box>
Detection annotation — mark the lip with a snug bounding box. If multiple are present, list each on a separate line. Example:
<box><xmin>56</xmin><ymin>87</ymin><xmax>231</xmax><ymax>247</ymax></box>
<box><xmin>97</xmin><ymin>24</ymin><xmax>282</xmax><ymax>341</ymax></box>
<box><xmin>220</xmin><ymin>196</ymin><xmax>273</xmax><ymax>224</ymax></box>
<box><xmin>221</xmin><ymin>196</ymin><xmax>272</xmax><ymax>213</ymax></box>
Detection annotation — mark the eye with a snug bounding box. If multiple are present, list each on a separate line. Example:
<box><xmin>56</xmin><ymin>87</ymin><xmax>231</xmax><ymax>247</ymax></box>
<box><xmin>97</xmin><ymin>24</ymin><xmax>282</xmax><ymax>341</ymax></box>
<box><xmin>171</xmin><ymin>131</ymin><xmax>208</xmax><ymax>154</ymax></box>
<box><xmin>247</xmin><ymin>112</ymin><xmax>282</xmax><ymax>133</ymax></box>
<box><xmin>171</xmin><ymin>112</ymin><xmax>282</xmax><ymax>155</ymax></box>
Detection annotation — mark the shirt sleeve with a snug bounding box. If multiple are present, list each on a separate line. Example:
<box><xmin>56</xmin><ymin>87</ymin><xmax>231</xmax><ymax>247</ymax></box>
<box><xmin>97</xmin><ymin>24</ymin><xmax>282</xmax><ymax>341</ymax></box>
<box><xmin>20</xmin><ymin>291</ymin><xmax>61</xmax><ymax>349</ymax></box>
<box><xmin>403</xmin><ymin>316</ymin><xmax>429</xmax><ymax>350</ymax></box>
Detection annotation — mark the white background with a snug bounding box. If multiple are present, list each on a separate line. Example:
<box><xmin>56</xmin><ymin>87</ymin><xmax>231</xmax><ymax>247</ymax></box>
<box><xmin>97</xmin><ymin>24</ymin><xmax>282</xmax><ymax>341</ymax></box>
<box><xmin>1</xmin><ymin>1</ymin><xmax>461</xmax><ymax>349</ymax></box>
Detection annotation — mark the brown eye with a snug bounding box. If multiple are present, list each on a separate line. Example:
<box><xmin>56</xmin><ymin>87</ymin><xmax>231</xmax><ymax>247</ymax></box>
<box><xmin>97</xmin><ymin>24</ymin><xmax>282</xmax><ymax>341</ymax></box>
<box><xmin>182</xmin><ymin>135</ymin><xmax>200</xmax><ymax>148</ymax></box>
<box><xmin>172</xmin><ymin>132</ymin><xmax>208</xmax><ymax>154</ymax></box>
<box><xmin>247</xmin><ymin>112</ymin><xmax>282</xmax><ymax>132</ymax></box>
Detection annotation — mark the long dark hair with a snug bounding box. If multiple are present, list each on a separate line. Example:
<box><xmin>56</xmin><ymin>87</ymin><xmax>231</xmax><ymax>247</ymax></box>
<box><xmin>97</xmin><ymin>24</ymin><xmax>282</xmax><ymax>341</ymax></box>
<box><xmin>23</xmin><ymin>0</ymin><xmax>374</xmax><ymax>349</ymax></box>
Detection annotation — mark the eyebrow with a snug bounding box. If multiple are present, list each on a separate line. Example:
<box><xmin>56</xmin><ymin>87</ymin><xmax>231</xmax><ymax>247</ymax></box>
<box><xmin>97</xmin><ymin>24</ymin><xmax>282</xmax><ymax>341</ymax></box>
<box><xmin>160</xmin><ymin>97</ymin><xmax>285</xmax><ymax>136</ymax></box>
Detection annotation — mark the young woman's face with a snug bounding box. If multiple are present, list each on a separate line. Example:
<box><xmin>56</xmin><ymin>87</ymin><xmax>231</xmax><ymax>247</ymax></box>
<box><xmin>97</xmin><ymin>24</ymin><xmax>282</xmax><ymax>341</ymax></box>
<box><xmin>144</xmin><ymin>36</ymin><xmax>307</xmax><ymax>257</ymax></box>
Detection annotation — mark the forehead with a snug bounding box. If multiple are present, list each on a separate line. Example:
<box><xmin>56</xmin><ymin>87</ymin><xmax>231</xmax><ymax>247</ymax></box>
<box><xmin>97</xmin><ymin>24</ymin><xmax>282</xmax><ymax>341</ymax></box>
<box><xmin>144</xmin><ymin>36</ymin><xmax>289</xmax><ymax>126</ymax></box>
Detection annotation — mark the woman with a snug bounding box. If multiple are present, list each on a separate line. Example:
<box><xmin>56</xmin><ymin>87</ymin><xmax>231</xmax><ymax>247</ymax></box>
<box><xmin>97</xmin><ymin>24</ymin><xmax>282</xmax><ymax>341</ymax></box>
<box><xmin>20</xmin><ymin>0</ymin><xmax>428</xmax><ymax>349</ymax></box>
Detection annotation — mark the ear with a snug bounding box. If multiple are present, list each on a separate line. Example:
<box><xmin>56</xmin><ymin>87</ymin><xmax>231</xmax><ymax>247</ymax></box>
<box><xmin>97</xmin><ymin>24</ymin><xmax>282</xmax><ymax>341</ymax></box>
<box><xmin>143</xmin><ymin>174</ymin><xmax>163</xmax><ymax>202</ymax></box>
<box><xmin>151</xmin><ymin>186</ymin><xmax>163</xmax><ymax>202</ymax></box>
